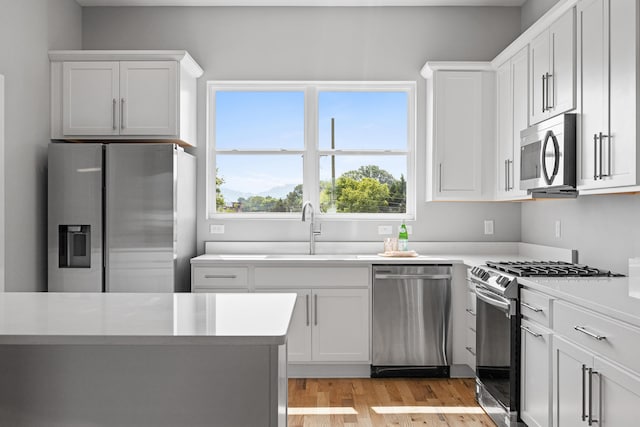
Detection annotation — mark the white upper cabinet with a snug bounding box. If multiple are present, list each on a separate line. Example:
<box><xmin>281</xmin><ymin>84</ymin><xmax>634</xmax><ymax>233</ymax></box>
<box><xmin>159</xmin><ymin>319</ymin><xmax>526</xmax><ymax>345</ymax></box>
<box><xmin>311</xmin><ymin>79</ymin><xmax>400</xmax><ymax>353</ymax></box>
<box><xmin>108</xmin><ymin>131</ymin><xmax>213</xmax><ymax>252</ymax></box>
<box><xmin>577</xmin><ymin>0</ymin><xmax>639</xmax><ymax>191</ymax></box>
<box><xmin>62</xmin><ymin>62</ymin><xmax>119</xmax><ymax>136</ymax></box>
<box><xmin>422</xmin><ymin>63</ymin><xmax>496</xmax><ymax>201</ymax></box>
<box><xmin>119</xmin><ymin>61</ymin><xmax>178</xmax><ymax>136</ymax></box>
<box><xmin>496</xmin><ymin>47</ymin><xmax>531</xmax><ymax>201</ymax></box>
<box><xmin>51</xmin><ymin>51</ymin><xmax>202</xmax><ymax>147</ymax></box>
<box><xmin>529</xmin><ymin>7</ymin><xmax>576</xmax><ymax>125</ymax></box>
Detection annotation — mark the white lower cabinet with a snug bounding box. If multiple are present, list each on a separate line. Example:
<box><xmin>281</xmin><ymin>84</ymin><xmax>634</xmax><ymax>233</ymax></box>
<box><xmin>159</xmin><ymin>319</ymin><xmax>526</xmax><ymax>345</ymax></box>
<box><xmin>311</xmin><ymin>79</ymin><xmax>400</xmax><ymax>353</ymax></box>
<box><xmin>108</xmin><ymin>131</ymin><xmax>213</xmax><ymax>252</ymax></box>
<box><xmin>520</xmin><ymin>319</ymin><xmax>552</xmax><ymax>427</ymax></box>
<box><xmin>312</xmin><ymin>288</ymin><xmax>369</xmax><ymax>362</ymax></box>
<box><xmin>553</xmin><ymin>336</ymin><xmax>640</xmax><ymax>427</ymax></box>
<box><xmin>257</xmin><ymin>287</ymin><xmax>370</xmax><ymax>363</ymax></box>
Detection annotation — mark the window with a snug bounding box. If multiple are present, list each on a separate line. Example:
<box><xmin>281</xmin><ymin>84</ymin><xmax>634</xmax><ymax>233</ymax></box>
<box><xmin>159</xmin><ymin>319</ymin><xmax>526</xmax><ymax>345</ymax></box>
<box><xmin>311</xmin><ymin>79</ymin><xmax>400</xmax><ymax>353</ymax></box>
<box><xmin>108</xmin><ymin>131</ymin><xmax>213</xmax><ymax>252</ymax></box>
<box><xmin>207</xmin><ymin>82</ymin><xmax>415</xmax><ymax>218</ymax></box>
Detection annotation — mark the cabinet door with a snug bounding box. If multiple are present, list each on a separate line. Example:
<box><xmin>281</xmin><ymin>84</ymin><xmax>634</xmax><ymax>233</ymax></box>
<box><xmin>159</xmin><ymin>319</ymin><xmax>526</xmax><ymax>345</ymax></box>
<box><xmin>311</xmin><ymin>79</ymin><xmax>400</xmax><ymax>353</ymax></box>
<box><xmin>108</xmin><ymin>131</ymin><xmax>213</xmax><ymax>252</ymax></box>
<box><xmin>62</xmin><ymin>62</ymin><xmax>119</xmax><ymax>136</ymax></box>
<box><xmin>312</xmin><ymin>288</ymin><xmax>369</xmax><ymax>362</ymax></box>
<box><xmin>119</xmin><ymin>61</ymin><xmax>178</xmax><ymax>136</ymax></box>
<box><xmin>511</xmin><ymin>46</ymin><xmax>531</xmax><ymax>198</ymax></box>
<box><xmin>577</xmin><ymin>0</ymin><xmax>608</xmax><ymax>188</ymax></box>
<box><xmin>433</xmin><ymin>71</ymin><xmax>482</xmax><ymax>199</ymax></box>
<box><xmin>257</xmin><ymin>289</ymin><xmax>312</xmax><ymax>362</ymax></box>
<box><xmin>606</xmin><ymin>0</ymin><xmax>638</xmax><ymax>187</ymax></box>
<box><xmin>520</xmin><ymin>320</ymin><xmax>552</xmax><ymax>427</ymax></box>
<box><xmin>594</xmin><ymin>356</ymin><xmax>640</xmax><ymax>427</ymax></box>
<box><xmin>549</xmin><ymin>8</ymin><xmax>576</xmax><ymax>116</ymax></box>
<box><xmin>553</xmin><ymin>336</ymin><xmax>593</xmax><ymax>427</ymax></box>
<box><xmin>530</xmin><ymin>30</ymin><xmax>550</xmax><ymax>125</ymax></box>
<box><xmin>496</xmin><ymin>60</ymin><xmax>513</xmax><ymax>199</ymax></box>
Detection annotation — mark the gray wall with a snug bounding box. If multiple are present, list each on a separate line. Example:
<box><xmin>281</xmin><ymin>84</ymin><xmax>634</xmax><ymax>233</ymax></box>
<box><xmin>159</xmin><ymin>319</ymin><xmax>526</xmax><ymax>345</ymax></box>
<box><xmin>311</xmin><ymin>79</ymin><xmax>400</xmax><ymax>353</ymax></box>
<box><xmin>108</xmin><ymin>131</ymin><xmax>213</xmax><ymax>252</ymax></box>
<box><xmin>0</xmin><ymin>0</ymin><xmax>82</xmax><ymax>291</ymax></box>
<box><xmin>82</xmin><ymin>6</ymin><xmax>523</xmax><ymax>253</ymax></box>
<box><xmin>521</xmin><ymin>0</ymin><xmax>560</xmax><ymax>31</ymax></box>
<box><xmin>522</xmin><ymin>194</ymin><xmax>640</xmax><ymax>275</ymax></box>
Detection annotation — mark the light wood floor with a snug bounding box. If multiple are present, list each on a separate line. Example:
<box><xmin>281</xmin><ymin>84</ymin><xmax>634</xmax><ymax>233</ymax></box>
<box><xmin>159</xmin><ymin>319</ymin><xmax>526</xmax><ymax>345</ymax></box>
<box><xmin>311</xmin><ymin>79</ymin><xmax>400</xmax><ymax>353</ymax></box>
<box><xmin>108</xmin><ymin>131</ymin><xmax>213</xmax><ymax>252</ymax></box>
<box><xmin>288</xmin><ymin>378</ymin><xmax>495</xmax><ymax>427</ymax></box>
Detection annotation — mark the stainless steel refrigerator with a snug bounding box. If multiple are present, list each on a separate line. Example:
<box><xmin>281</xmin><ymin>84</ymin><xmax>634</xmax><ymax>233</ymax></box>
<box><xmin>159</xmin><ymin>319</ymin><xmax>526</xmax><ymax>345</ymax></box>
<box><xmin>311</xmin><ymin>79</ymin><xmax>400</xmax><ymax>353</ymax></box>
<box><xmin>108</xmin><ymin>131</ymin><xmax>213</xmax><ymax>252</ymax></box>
<box><xmin>48</xmin><ymin>143</ymin><xmax>196</xmax><ymax>292</ymax></box>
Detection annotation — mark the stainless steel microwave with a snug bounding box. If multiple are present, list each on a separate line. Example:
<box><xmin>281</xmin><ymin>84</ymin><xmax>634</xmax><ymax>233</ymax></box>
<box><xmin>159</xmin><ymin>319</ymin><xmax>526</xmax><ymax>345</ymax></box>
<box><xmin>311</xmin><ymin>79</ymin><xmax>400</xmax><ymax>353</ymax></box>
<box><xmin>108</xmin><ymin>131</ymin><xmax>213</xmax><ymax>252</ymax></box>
<box><xmin>520</xmin><ymin>113</ymin><xmax>577</xmax><ymax>197</ymax></box>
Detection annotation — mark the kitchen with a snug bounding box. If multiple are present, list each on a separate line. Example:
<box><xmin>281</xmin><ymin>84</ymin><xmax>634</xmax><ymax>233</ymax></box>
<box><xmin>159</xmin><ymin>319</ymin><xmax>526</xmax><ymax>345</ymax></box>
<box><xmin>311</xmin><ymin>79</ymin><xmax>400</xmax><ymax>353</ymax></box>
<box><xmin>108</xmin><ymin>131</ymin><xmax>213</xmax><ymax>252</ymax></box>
<box><xmin>1</xmin><ymin>0</ymin><xmax>640</xmax><ymax>426</ymax></box>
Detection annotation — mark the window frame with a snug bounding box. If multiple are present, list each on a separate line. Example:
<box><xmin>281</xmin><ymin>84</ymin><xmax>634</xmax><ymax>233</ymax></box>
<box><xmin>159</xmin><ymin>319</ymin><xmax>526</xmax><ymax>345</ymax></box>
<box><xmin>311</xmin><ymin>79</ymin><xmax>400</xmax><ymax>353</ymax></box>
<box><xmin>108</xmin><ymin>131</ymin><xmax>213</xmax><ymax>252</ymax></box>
<box><xmin>206</xmin><ymin>81</ymin><xmax>416</xmax><ymax>220</ymax></box>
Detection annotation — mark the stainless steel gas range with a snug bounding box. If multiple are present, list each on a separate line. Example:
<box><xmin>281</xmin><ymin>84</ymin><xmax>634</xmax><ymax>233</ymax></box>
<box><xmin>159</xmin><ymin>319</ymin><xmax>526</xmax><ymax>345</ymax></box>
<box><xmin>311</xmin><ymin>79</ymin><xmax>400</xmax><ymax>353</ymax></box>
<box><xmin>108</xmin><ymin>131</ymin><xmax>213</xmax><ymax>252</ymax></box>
<box><xmin>468</xmin><ymin>260</ymin><xmax>622</xmax><ymax>427</ymax></box>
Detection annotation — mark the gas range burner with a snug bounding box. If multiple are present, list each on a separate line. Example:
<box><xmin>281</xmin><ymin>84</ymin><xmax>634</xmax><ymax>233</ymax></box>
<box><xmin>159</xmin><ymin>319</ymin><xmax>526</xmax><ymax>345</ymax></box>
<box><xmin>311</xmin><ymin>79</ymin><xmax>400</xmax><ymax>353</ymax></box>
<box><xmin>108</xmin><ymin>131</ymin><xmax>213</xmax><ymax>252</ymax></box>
<box><xmin>485</xmin><ymin>261</ymin><xmax>623</xmax><ymax>278</ymax></box>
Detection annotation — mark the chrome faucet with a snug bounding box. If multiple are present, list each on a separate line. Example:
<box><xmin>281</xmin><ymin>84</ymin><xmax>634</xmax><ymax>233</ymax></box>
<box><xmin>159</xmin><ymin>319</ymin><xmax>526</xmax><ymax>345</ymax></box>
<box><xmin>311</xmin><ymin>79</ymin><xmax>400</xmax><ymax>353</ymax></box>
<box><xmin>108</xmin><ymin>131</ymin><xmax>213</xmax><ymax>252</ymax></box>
<box><xmin>301</xmin><ymin>201</ymin><xmax>321</xmax><ymax>255</ymax></box>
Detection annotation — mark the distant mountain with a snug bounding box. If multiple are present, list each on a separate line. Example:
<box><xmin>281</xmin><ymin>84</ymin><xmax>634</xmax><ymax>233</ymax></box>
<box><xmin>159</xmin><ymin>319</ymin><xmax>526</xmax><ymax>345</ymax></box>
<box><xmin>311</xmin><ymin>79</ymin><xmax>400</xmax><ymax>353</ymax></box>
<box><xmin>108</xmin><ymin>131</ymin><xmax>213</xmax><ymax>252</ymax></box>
<box><xmin>221</xmin><ymin>183</ymin><xmax>297</xmax><ymax>202</ymax></box>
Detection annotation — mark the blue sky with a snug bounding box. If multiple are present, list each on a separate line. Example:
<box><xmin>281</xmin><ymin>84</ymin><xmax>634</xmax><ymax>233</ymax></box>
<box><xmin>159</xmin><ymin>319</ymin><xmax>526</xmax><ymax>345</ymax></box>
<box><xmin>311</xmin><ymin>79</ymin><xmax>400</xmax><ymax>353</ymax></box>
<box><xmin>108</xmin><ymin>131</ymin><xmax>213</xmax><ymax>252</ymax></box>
<box><xmin>215</xmin><ymin>90</ymin><xmax>407</xmax><ymax>195</ymax></box>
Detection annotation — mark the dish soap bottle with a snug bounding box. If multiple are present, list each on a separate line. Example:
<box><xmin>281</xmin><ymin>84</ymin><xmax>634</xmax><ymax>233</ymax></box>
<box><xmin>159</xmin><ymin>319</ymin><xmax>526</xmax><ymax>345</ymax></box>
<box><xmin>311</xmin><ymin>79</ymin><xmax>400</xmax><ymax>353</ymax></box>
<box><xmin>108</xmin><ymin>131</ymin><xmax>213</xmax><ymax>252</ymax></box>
<box><xmin>398</xmin><ymin>222</ymin><xmax>409</xmax><ymax>251</ymax></box>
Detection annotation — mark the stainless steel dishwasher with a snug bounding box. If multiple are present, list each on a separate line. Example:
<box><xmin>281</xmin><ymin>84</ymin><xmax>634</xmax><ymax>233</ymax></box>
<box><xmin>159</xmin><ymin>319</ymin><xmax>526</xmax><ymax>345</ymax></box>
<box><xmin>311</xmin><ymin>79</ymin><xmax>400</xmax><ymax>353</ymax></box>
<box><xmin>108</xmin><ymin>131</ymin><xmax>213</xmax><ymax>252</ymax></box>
<box><xmin>371</xmin><ymin>264</ymin><xmax>452</xmax><ymax>377</ymax></box>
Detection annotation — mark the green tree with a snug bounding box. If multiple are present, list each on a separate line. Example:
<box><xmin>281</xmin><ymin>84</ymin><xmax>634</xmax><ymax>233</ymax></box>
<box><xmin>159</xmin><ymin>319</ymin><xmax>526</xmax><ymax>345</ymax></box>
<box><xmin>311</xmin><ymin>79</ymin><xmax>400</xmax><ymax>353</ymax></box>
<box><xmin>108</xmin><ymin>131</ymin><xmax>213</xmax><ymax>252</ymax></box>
<box><xmin>341</xmin><ymin>165</ymin><xmax>396</xmax><ymax>186</ymax></box>
<box><xmin>387</xmin><ymin>174</ymin><xmax>406</xmax><ymax>213</ymax></box>
<box><xmin>335</xmin><ymin>177</ymin><xmax>390</xmax><ymax>213</ymax></box>
<box><xmin>215</xmin><ymin>169</ymin><xmax>225</xmax><ymax>212</ymax></box>
<box><xmin>283</xmin><ymin>184</ymin><xmax>303</xmax><ymax>212</ymax></box>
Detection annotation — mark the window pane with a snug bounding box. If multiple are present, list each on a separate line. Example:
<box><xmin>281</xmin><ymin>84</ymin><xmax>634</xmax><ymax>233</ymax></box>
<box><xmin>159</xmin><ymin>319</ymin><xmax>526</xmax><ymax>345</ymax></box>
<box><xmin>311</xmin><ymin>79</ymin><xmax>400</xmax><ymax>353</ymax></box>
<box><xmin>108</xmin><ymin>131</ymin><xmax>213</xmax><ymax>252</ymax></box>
<box><xmin>216</xmin><ymin>154</ymin><xmax>303</xmax><ymax>213</ymax></box>
<box><xmin>319</xmin><ymin>155</ymin><xmax>407</xmax><ymax>214</ymax></box>
<box><xmin>318</xmin><ymin>91</ymin><xmax>408</xmax><ymax>150</ymax></box>
<box><xmin>215</xmin><ymin>91</ymin><xmax>304</xmax><ymax>150</ymax></box>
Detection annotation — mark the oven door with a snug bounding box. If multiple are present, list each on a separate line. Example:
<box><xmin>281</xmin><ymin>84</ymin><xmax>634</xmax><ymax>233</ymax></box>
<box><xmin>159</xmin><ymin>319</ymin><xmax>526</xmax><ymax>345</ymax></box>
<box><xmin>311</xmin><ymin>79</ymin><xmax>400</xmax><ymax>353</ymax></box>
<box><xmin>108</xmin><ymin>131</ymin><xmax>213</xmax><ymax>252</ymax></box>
<box><xmin>475</xmin><ymin>285</ymin><xmax>513</xmax><ymax>411</ymax></box>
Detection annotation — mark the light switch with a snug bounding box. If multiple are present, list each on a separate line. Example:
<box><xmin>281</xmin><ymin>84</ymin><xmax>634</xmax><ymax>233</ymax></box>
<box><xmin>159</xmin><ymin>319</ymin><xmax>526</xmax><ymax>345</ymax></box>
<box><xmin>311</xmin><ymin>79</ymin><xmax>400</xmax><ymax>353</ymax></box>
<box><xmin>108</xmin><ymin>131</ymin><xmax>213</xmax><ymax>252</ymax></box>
<box><xmin>555</xmin><ymin>220</ymin><xmax>561</xmax><ymax>238</ymax></box>
<box><xmin>378</xmin><ymin>225</ymin><xmax>393</xmax><ymax>235</ymax></box>
<box><xmin>484</xmin><ymin>220</ymin><xmax>494</xmax><ymax>235</ymax></box>
<box><xmin>210</xmin><ymin>224</ymin><xmax>225</xmax><ymax>234</ymax></box>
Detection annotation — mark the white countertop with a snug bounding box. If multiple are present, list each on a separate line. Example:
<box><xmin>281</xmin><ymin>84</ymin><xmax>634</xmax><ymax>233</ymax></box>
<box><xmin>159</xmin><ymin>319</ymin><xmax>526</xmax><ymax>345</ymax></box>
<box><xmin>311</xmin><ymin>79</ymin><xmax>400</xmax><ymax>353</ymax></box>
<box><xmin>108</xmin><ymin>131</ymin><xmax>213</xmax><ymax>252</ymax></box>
<box><xmin>520</xmin><ymin>276</ymin><xmax>640</xmax><ymax>328</ymax></box>
<box><xmin>0</xmin><ymin>292</ymin><xmax>296</xmax><ymax>346</ymax></box>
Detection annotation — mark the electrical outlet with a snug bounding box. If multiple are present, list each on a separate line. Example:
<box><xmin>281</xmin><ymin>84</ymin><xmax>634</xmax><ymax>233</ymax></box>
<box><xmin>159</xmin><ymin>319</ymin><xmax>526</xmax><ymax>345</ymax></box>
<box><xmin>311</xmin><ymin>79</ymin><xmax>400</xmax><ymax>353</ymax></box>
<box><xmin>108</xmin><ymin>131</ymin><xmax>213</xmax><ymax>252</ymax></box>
<box><xmin>484</xmin><ymin>220</ymin><xmax>494</xmax><ymax>235</ymax></box>
<box><xmin>406</xmin><ymin>225</ymin><xmax>413</xmax><ymax>235</ymax></box>
<box><xmin>555</xmin><ymin>220</ymin><xmax>561</xmax><ymax>238</ymax></box>
<box><xmin>378</xmin><ymin>225</ymin><xmax>393</xmax><ymax>235</ymax></box>
<box><xmin>210</xmin><ymin>224</ymin><xmax>225</xmax><ymax>234</ymax></box>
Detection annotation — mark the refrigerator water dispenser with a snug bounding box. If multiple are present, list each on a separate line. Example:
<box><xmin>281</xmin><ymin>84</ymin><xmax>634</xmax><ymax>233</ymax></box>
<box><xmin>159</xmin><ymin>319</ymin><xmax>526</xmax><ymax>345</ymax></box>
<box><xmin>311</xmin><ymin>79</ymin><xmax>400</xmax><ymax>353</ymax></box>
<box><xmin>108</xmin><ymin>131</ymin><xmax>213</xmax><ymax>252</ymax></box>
<box><xmin>59</xmin><ymin>225</ymin><xmax>91</xmax><ymax>268</ymax></box>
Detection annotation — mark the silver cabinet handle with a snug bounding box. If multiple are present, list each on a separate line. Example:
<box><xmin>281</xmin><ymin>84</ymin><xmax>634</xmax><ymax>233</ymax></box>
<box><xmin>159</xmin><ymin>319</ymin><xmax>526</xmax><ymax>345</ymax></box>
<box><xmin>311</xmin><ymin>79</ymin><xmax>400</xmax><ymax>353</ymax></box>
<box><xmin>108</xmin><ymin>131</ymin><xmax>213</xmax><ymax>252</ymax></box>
<box><xmin>541</xmin><ymin>74</ymin><xmax>547</xmax><ymax>113</ymax></box>
<box><xmin>314</xmin><ymin>294</ymin><xmax>318</xmax><ymax>326</ymax></box>
<box><xmin>582</xmin><ymin>364</ymin><xmax>587</xmax><ymax>422</ymax></box>
<box><xmin>521</xmin><ymin>325</ymin><xmax>542</xmax><ymax>338</ymax></box>
<box><xmin>439</xmin><ymin>163</ymin><xmax>443</xmax><ymax>193</ymax></box>
<box><xmin>204</xmin><ymin>274</ymin><xmax>237</xmax><ymax>279</ymax></box>
<box><xmin>546</xmin><ymin>72</ymin><xmax>554</xmax><ymax>110</ymax></box>
<box><xmin>465</xmin><ymin>346</ymin><xmax>476</xmax><ymax>356</ymax></box>
<box><xmin>305</xmin><ymin>294</ymin><xmax>310</xmax><ymax>326</ymax></box>
<box><xmin>588</xmin><ymin>368</ymin><xmax>600</xmax><ymax>425</ymax></box>
<box><xmin>521</xmin><ymin>301</ymin><xmax>543</xmax><ymax>313</ymax></box>
<box><xmin>112</xmin><ymin>98</ymin><xmax>117</xmax><ymax>130</ymax></box>
<box><xmin>470</xmin><ymin>327</ymin><xmax>476</xmax><ymax>333</ymax></box>
<box><xmin>505</xmin><ymin>160</ymin><xmax>509</xmax><ymax>192</ymax></box>
<box><xmin>508</xmin><ymin>160</ymin><xmax>514</xmax><ymax>190</ymax></box>
<box><xmin>465</xmin><ymin>308</ymin><xmax>476</xmax><ymax>316</ymax></box>
<box><xmin>574</xmin><ymin>325</ymin><xmax>607</xmax><ymax>341</ymax></box>
<box><xmin>599</xmin><ymin>132</ymin><xmax>610</xmax><ymax>178</ymax></box>
<box><xmin>120</xmin><ymin>98</ymin><xmax>125</xmax><ymax>129</ymax></box>
<box><xmin>593</xmin><ymin>134</ymin><xmax>599</xmax><ymax>180</ymax></box>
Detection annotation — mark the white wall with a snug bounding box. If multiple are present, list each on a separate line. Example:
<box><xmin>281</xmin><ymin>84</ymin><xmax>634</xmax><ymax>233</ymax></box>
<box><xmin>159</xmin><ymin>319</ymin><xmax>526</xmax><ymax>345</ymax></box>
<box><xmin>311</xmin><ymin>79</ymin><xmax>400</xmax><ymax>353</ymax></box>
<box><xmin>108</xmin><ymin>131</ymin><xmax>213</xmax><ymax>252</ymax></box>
<box><xmin>82</xmin><ymin>6</ymin><xmax>523</xmax><ymax>254</ymax></box>
<box><xmin>522</xmin><ymin>194</ymin><xmax>640</xmax><ymax>275</ymax></box>
<box><xmin>520</xmin><ymin>0</ymin><xmax>560</xmax><ymax>31</ymax></box>
<box><xmin>0</xmin><ymin>0</ymin><xmax>82</xmax><ymax>291</ymax></box>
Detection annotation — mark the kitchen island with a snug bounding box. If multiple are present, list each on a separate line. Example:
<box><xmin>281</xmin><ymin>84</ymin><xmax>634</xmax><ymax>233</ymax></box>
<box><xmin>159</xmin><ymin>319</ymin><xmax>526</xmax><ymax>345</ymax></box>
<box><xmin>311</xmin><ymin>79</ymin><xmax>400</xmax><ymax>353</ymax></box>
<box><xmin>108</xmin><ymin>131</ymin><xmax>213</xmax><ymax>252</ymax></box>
<box><xmin>0</xmin><ymin>292</ymin><xmax>296</xmax><ymax>427</ymax></box>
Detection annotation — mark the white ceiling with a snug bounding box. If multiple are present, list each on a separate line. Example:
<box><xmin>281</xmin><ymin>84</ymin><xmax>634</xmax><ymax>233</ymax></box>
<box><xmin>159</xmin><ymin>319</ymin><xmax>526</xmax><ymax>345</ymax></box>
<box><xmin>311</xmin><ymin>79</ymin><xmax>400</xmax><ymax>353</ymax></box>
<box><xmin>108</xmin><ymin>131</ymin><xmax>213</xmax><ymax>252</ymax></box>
<box><xmin>76</xmin><ymin>0</ymin><xmax>526</xmax><ymax>7</ymax></box>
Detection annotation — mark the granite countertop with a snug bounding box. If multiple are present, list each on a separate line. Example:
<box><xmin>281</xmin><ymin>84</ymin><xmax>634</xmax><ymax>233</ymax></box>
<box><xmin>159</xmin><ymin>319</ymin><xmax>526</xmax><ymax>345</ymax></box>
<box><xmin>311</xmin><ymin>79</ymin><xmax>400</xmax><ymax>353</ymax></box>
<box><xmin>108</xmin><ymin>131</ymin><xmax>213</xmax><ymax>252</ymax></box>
<box><xmin>519</xmin><ymin>276</ymin><xmax>640</xmax><ymax>328</ymax></box>
<box><xmin>0</xmin><ymin>292</ymin><xmax>296</xmax><ymax>346</ymax></box>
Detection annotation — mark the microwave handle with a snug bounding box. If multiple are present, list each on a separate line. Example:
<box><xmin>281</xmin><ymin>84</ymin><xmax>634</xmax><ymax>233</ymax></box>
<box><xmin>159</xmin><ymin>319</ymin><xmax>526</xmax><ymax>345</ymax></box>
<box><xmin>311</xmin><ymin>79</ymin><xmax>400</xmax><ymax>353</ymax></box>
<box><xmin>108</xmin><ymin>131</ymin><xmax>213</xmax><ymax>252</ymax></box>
<box><xmin>541</xmin><ymin>130</ymin><xmax>560</xmax><ymax>185</ymax></box>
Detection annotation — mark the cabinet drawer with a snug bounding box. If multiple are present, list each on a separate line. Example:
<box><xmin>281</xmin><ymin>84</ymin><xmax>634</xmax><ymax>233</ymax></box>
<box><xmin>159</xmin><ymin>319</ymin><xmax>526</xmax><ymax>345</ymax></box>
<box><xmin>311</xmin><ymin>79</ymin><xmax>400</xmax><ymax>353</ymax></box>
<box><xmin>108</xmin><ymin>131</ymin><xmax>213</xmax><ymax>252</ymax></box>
<box><xmin>554</xmin><ymin>300</ymin><xmax>640</xmax><ymax>374</ymax></box>
<box><xmin>254</xmin><ymin>267</ymin><xmax>368</xmax><ymax>289</ymax></box>
<box><xmin>192</xmin><ymin>267</ymin><xmax>249</xmax><ymax>290</ymax></box>
<box><xmin>520</xmin><ymin>288</ymin><xmax>553</xmax><ymax>327</ymax></box>
<box><xmin>465</xmin><ymin>326</ymin><xmax>476</xmax><ymax>368</ymax></box>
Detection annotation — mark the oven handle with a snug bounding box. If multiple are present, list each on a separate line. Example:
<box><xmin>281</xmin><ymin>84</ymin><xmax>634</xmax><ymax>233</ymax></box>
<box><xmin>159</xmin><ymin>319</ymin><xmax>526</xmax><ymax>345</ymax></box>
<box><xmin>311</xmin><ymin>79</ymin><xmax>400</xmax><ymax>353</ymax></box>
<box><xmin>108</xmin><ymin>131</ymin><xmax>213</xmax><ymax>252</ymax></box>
<box><xmin>475</xmin><ymin>286</ymin><xmax>511</xmax><ymax>313</ymax></box>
